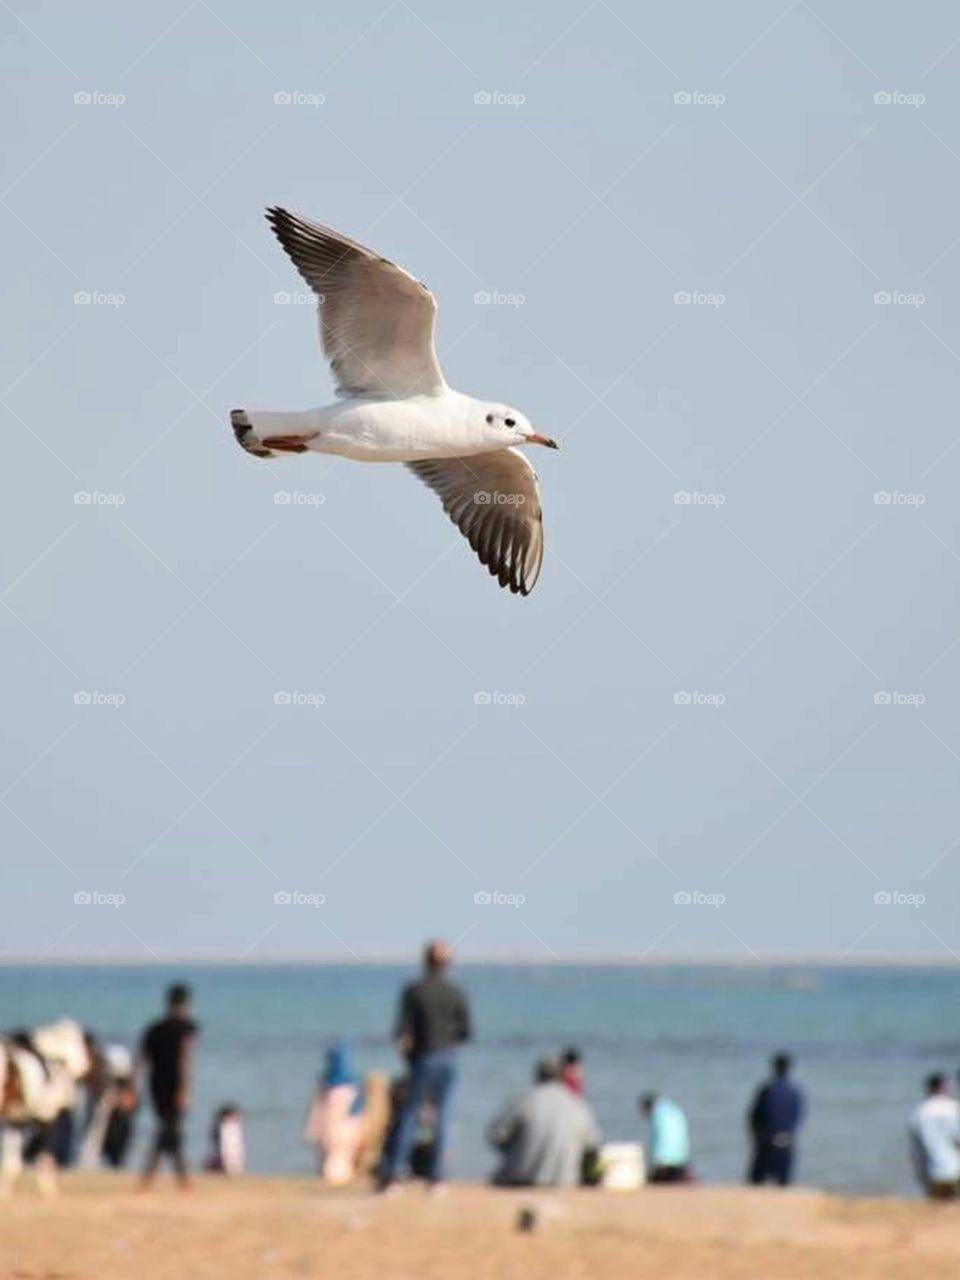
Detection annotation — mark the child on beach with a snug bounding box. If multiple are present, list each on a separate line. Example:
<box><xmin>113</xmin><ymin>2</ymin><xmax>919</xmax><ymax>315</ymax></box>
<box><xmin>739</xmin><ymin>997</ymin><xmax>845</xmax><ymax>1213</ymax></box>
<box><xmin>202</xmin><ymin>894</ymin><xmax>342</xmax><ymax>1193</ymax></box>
<box><xmin>205</xmin><ymin>1104</ymin><xmax>245</xmax><ymax>1175</ymax></box>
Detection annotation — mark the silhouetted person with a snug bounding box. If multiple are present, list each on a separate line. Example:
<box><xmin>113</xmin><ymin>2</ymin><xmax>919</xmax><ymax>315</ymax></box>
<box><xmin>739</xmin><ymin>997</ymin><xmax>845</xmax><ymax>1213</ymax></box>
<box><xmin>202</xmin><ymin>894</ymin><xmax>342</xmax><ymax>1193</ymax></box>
<box><xmin>377</xmin><ymin>940</ymin><xmax>471</xmax><ymax>1190</ymax></box>
<box><xmin>747</xmin><ymin>1052</ymin><xmax>805</xmax><ymax>1186</ymax></box>
<box><xmin>910</xmin><ymin>1073</ymin><xmax>960</xmax><ymax>1199</ymax></box>
<box><xmin>640</xmin><ymin>1092</ymin><xmax>693</xmax><ymax>1183</ymax></box>
<box><xmin>138</xmin><ymin>982</ymin><xmax>198</xmax><ymax>1189</ymax></box>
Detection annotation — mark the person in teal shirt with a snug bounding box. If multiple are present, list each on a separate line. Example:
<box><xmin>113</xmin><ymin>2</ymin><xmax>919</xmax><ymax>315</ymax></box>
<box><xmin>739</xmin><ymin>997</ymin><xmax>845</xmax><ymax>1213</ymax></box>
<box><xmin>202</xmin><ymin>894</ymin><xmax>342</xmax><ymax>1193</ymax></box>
<box><xmin>640</xmin><ymin>1093</ymin><xmax>693</xmax><ymax>1183</ymax></box>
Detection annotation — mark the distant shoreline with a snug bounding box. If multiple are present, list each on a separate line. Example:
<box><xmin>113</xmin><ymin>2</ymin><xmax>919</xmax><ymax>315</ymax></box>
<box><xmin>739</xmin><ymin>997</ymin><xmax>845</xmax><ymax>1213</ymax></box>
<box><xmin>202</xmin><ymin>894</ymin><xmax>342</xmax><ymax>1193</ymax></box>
<box><xmin>0</xmin><ymin>953</ymin><xmax>957</xmax><ymax>968</ymax></box>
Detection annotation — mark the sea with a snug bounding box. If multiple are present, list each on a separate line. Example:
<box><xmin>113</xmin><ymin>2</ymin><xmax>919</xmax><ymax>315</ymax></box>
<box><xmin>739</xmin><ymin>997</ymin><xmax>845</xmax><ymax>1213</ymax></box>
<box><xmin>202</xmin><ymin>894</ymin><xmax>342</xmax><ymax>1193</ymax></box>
<box><xmin>1</xmin><ymin>963</ymin><xmax>954</xmax><ymax>1196</ymax></box>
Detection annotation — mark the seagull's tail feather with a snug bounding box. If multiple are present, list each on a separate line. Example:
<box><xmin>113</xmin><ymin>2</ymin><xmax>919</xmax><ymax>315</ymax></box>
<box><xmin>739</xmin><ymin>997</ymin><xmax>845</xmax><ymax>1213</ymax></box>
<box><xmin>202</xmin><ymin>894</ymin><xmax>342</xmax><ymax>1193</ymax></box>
<box><xmin>230</xmin><ymin>409</ymin><xmax>320</xmax><ymax>458</ymax></box>
<box><xmin>230</xmin><ymin>409</ymin><xmax>274</xmax><ymax>459</ymax></box>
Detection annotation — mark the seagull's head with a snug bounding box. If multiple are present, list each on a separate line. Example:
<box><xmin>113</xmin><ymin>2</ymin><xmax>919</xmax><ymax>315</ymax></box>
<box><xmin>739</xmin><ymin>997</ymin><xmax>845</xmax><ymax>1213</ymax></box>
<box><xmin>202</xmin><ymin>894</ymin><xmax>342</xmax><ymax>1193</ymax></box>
<box><xmin>482</xmin><ymin>404</ymin><xmax>558</xmax><ymax>450</ymax></box>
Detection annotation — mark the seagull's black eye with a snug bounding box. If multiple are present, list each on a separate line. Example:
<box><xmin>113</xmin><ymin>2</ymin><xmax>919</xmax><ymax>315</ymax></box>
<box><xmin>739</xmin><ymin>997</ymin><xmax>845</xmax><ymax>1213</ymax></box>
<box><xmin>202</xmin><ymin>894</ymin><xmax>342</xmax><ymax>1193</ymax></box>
<box><xmin>485</xmin><ymin>413</ymin><xmax>494</xmax><ymax>424</ymax></box>
<box><xmin>505</xmin><ymin>417</ymin><xmax>516</xmax><ymax>427</ymax></box>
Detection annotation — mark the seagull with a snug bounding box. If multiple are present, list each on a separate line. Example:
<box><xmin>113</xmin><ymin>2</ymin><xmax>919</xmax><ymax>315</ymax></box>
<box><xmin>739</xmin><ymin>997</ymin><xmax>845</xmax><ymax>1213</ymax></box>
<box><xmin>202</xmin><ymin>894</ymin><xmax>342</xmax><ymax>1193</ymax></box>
<box><xmin>231</xmin><ymin>208</ymin><xmax>558</xmax><ymax>596</ymax></box>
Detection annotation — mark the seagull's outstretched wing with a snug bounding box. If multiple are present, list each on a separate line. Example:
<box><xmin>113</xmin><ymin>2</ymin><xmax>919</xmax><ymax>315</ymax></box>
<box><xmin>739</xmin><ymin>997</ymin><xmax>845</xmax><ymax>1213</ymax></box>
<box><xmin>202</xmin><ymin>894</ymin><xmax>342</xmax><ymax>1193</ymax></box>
<box><xmin>406</xmin><ymin>449</ymin><xmax>544</xmax><ymax>596</ymax></box>
<box><xmin>266</xmin><ymin>207</ymin><xmax>445</xmax><ymax>400</ymax></box>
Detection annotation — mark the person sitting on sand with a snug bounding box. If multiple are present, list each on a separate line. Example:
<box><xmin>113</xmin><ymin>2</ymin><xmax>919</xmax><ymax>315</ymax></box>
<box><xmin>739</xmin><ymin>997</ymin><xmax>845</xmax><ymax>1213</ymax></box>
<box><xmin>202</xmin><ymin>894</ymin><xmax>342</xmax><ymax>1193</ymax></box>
<box><xmin>304</xmin><ymin>1044</ymin><xmax>365</xmax><ymax>1184</ymax></box>
<box><xmin>909</xmin><ymin>1073</ymin><xmax>960</xmax><ymax>1200</ymax></box>
<box><xmin>487</xmin><ymin>1057</ymin><xmax>600</xmax><ymax>1188</ymax></box>
<box><xmin>639</xmin><ymin>1093</ymin><xmax>693</xmax><ymax>1183</ymax></box>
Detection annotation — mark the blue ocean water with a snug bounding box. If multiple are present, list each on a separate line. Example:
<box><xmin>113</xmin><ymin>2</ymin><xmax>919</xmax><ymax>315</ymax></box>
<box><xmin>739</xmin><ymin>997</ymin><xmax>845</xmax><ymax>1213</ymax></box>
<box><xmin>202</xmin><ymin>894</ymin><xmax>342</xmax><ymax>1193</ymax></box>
<box><xmin>0</xmin><ymin>964</ymin><xmax>954</xmax><ymax>1195</ymax></box>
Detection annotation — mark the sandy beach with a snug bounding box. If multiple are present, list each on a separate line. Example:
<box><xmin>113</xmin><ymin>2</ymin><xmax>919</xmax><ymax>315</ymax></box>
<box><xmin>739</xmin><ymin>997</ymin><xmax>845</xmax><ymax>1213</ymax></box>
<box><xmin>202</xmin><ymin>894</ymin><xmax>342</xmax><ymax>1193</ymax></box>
<box><xmin>4</xmin><ymin>1177</ymin><xmax>960</xmax><ymax>1280</ymax></box>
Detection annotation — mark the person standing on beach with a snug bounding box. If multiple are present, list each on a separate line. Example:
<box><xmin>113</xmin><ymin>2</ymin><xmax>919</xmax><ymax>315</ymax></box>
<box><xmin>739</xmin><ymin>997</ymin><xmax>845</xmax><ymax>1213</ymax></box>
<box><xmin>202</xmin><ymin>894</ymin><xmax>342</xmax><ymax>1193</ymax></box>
<box><xmin>909</xmin><ymin>1074</ymin><xmax>960</xmax><ymax>1199</ymax></box>
<box><xmin>746</xmin><ymin>1052</ymin><xmax>805</xmax><ymax>1186</ymax></box>
<box><xmin>377</xmin><ymin>940</ymin><xmax>471</xmax><ymax>1192</ymax></box>
<box><xmin>137</xmin><ymin>982</ymin><xmax>198</xmax><ymax>1189</ymax></box>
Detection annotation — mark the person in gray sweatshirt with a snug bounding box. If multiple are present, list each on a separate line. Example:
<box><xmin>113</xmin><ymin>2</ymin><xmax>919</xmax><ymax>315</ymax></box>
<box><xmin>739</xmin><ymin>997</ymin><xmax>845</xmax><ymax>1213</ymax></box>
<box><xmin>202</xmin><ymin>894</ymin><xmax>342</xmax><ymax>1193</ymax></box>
<box><xmin>488</xmin><ymin>1057</ymin><xmax>600</xmax><ymax>1187</ymax></box>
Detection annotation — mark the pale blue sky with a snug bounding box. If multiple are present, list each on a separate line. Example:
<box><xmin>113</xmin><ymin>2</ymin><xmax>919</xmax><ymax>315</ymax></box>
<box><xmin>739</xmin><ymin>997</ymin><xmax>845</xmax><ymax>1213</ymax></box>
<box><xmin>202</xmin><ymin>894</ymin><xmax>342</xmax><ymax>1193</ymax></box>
<box><xmin>3</xmin><ymin>0</ymin><xmax>960</xmax><ymax>961</ymax></box>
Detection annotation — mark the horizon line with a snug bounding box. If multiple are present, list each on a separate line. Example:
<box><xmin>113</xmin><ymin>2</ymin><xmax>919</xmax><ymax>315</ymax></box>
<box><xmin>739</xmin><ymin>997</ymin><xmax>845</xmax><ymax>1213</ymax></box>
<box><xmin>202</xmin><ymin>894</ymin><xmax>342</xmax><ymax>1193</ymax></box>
<box><xmin>0</xmin><ymin>952</ymin><xmax>957</xmax><ymax>968</ymax></box>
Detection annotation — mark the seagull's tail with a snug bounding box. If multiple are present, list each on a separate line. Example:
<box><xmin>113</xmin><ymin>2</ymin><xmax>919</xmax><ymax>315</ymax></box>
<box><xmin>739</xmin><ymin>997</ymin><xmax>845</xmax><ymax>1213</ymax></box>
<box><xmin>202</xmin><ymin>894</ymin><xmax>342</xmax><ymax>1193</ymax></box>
<box><xmin>230</xmin><ymin>408</ymin><xmax>321</xmax><ymax>459</ymax></box>
<box><xmin>230</xmin><ymin>409</ymin><xmax>274</xmax><ymax>459</ymax></box>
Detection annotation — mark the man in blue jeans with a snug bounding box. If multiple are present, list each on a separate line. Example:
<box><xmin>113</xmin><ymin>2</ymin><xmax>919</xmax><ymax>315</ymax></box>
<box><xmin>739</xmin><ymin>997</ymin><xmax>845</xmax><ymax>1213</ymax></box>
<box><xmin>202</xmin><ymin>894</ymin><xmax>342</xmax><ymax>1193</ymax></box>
<box><xmin>377</xmin><ymin>940</ymin><xmax>472</xmax><ymax>1191</ymax></box>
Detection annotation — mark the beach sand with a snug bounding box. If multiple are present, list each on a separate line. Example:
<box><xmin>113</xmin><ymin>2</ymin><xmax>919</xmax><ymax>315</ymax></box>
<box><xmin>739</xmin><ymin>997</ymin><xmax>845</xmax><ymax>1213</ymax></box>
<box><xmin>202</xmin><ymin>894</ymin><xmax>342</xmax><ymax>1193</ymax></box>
<box><xmin>3</xmin><ymin>1176</ymin><xmax>960</xmax><ymax>1279</ymax></box>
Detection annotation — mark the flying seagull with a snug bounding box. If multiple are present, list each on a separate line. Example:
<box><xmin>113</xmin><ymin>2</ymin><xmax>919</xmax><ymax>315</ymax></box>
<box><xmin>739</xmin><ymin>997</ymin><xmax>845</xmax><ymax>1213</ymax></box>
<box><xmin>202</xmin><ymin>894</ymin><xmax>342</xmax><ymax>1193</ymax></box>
<box><xmin>231</xmin><ymin>208</ymin><xmax>558</xmax><ymax>596</ymax></box>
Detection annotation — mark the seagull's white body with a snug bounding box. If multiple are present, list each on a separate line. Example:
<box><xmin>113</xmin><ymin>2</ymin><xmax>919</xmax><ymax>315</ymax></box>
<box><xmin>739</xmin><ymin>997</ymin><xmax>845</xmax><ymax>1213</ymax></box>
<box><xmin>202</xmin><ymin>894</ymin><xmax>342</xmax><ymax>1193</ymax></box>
<box><xmin>245</xmin><ymin>390</ymin><xmax>511</xmax><ymax>464</ymax></box>
<box><xmin>231</xmin><ymin>208</ymin><xmax>558</xmax><ymax>595</ymax></box>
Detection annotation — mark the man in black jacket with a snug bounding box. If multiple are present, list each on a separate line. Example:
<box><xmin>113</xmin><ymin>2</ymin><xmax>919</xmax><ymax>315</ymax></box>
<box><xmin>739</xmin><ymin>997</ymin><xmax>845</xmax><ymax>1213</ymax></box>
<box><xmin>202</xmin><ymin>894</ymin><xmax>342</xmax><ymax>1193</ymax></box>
<box><xmin>377</xmin><ymin>940</ymin><xmax>471</xmax><ymax>1191</ymax></box>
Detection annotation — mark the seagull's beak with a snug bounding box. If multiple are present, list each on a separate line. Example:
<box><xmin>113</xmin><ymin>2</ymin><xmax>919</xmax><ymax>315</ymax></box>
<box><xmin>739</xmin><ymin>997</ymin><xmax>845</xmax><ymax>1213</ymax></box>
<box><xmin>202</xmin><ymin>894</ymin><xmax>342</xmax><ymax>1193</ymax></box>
<box><xmin>527</xmin><ymin>432</ymin><xmax>559</xmax><ymax>450</ymax></box>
